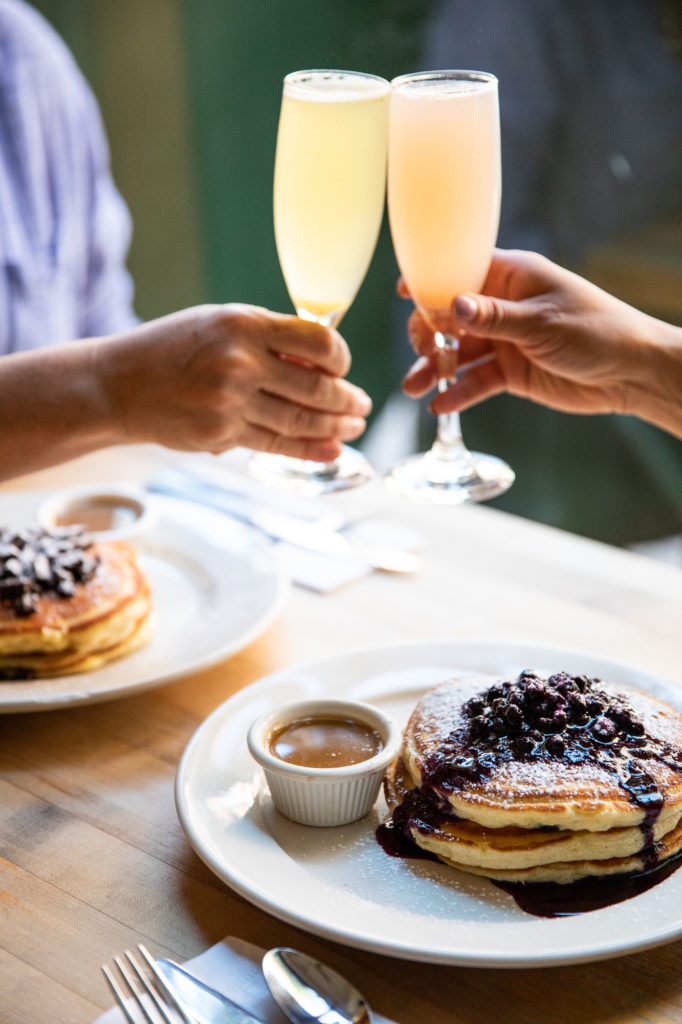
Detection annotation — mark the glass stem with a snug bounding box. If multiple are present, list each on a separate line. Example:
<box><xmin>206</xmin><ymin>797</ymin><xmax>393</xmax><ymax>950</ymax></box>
<box><xmin>433</xmin><ymin>333</ymin><xmax>468</xmax><ymax>462</ymax></box>
<box><xmin>297</xmin><ymin>306</ymin><xmax>346</xmax><ymax>471</ymax></box>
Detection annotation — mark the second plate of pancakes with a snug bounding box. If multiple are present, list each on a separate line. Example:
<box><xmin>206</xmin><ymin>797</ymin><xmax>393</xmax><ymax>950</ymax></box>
<box><xmin>0</xmin><ymin>491</ymin><xmax>287</xmax><ymax>712</ymax></box>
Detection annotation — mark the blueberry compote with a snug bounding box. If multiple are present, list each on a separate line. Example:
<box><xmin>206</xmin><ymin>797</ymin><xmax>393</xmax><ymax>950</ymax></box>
<box><xmin>376</xmin><ymin>671</ymin><xmax>682</xmax><ymax>916</ymax></box>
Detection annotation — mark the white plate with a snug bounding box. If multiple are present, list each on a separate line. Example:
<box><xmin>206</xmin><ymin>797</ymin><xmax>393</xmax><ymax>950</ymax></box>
<box><xmin>175</xmin><ymin>640</ymin><xmax>682</xmax><ymax>968</ymax></box>
<box><xmin>0</xmin><ymin>492</ymin><xmax>287</xmax><ymax>712</ymax></box>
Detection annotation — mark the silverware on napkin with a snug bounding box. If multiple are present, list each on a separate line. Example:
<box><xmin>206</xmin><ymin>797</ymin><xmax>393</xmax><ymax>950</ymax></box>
<box><xmin>154</xmin><ymin>958</ymin><xmax>265</xmax><ymax>1024</ymax></box>
<box><xmin>147</xmin><ymin>467</ymin><xmax>421</xmax><ymax>575</ymax></box>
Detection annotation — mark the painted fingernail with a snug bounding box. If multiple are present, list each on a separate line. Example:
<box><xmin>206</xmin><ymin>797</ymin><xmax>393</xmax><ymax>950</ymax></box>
<box><xmin>454</xmin><ymin>295</ymin><xmax>478</xmax><ymax>321</ymax></box>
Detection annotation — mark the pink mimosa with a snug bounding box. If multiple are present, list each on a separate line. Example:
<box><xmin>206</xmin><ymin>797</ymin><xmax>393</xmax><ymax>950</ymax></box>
<box><xmin>385</xmin><ymin>71</ymin><xmax>513</xmax><ymax>505</ymax></box>
<box><xmin>389</xmin><ymin>76</ymin><xmax>501</xmax><ymax>333</ymax></box>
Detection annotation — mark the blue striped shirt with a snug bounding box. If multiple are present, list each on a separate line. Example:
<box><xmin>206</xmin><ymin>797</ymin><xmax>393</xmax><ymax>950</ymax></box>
<box><xmin>0</xmin><ymin>0</ymin><xmax>136</xmax><ymax>354</ymax></box>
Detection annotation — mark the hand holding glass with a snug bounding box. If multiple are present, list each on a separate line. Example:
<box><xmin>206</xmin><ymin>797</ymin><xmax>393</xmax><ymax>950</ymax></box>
<box><xmin>249</xmin><ymin>69</ymin><xmax>389</xmax><ymax>495</ymax></box>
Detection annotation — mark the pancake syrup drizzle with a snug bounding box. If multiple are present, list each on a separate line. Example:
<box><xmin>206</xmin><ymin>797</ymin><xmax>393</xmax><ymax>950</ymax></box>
<box><xmin>376</xmin><ymin>671</ymin><xmax>682</xmax><ymax>917</ymax></box>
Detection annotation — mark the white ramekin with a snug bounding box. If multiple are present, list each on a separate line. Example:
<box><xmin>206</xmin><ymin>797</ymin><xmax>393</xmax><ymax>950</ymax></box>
<box><xmin>247</xmin><ymin>698</ymin><xmax>401</xmax><ymax>827</ymax></box>
<box><xmin>37</xmin><ymin>484</ymin><xmax>156</xmax><ymax>544</ymax></box>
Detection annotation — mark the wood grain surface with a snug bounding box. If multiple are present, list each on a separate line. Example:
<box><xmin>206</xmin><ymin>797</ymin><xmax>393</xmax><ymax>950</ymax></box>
<box><xmin>1</xmin><ymin>446</ymin><xmax>682</xmax><ymax>1024</ymax></box>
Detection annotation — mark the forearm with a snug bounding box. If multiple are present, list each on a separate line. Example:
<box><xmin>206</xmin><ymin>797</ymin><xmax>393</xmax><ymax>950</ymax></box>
<box><xmin>0</xmin><ymin>340</ymin><xmax>120</xmax><ymax>482</ymax></box>
<box><xmin>625</xmin><ymin>316</ymin><xmax>682</xmax><ymax>440</ymax></box>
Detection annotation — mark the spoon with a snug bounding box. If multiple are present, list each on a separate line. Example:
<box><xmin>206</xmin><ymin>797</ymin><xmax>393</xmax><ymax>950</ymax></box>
<box><xmin>262</xmin><ymin>948</ymin><xmax>371</xmax><ymax>1024</ymax></box>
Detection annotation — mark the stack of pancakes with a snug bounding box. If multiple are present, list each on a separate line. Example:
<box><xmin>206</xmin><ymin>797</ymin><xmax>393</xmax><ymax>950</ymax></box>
<box><xmin>0</xmin><ymin>525</ymin><xmax>153</xmax><ymax>678</ymax></box>
<box><xmin>383</xmin><ymin>672</ymin><xmax>682</xmax><ymax>883</ymax></box>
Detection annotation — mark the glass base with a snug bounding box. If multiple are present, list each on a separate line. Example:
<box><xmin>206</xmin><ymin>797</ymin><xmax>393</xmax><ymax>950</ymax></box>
<box><xmin>384</xmin><ymin>447</ymin><xmax>514</xmax><ymax>505</ymax></box>
<box><xmin>248</xmin><ymin>445</ymin><xmax>374</xmax><ymax>496</ymax></box>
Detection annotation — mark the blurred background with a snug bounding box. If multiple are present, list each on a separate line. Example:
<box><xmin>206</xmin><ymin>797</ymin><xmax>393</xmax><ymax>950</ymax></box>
<box><xmin>31</xmin><ymin>0</ymin><xmax>682</xmax><ymax>553</ymax></box>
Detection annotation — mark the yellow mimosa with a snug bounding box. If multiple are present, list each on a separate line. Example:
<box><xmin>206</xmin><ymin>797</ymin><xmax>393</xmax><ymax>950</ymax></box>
<box><xmin>388</xmin><ymin>76</ymin><xmax>501</xmax><ymax>331</ymax></box>
<box><xmin>274</xmin><ymin>71</ymin><xmax>389</xmax><ymax>322</ymax></box>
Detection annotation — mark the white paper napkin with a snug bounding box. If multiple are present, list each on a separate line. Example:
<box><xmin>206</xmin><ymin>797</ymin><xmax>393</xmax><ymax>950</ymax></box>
<box><xmin>171</xmin><ymin>455</ymin><xmax>423</xmax><ymax>594</ymax></box>
<box><xmin>275</xmin><ymin>539</ymin><xmax>371</xmax><ymax>592</ymax></box>
<box><xmin>275</xmin><ymin>517</ymin><xmax>422</xmax><ymax>593</ymax></box>
<box><xmin>95</xmin><ymin>935</ymin><xmax>396</xmax><ymax>1023</ymax></box>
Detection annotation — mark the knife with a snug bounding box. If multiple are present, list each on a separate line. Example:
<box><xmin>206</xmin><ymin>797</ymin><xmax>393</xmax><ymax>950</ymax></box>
<box><xmin>147</xmin><ymin>467</ymin><xmax>367</xmax><ymax>563</ymax></box>
<box><xmin>154</xmin><ymin>957</ymin><xmax>265</xmax><ymax>1024</ymax></box>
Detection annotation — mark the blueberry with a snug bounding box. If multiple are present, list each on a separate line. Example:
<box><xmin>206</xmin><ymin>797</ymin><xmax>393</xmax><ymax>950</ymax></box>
<box><xmin>512</xmin><ymin>735</ymin><xmax>534</xmax><ymax>756</ymax></box>
<box><xmin>592</xmin><ymin>716</ymin><xmax>617</xmax><ymax>742</ymax></box>
<box><xmin>504</xmin><ymin>705</ymin><xmax>523</xmax><ymax>729</ymax></box>
<box><xmin>466</xmin><ymin>696</ymin><xmax>485</xmax><ymax>716</ymax></box>
<box><xmin>525</xmin><ymin>683</ymin><xmax>545</xmax><ymax>706</ymax></box>
<box><xmin>607</xmin><ymin>705</ymin><xmax>631</xmax><ymax>728</ymax></box>
<box><xmin>468</xmin><ymin>716</ymin><xmax>487</xmax><ymax>740</ymax></box>
<box><xmin>546</xmin><ymin>734</ymin><xmax>566</xmax><ymax>756</ymax></box>
<box><xmin>552</xmin><ymin>710</ymin><xmax>568</xmax><ymax>732</ymax></box>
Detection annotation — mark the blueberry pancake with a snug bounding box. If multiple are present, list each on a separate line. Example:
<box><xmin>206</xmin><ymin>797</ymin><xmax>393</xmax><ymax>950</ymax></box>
<box><xmin>382</xmin><ymin>671</ymin><xmax>682</xmax><ymax>883</ymax></box>
<box><xmin>0</xmin><ymin>525</ymin><xmax>153</xmax><ymax>678</ymax></box>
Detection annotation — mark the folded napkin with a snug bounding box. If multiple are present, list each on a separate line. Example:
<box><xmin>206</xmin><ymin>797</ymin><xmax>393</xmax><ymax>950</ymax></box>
<box><xmin>95</xmin><ymin>935</ymin><xmax>395</xmax><ymax>1023</ymax></box>
<box><xmin>161</xmin><ymin>456</ymin><xmax>423</xmax><ymax>594</ymax></box>
<box><xmin>276</xmin><ymin>517</ymin><xmax>422</xmax><ymax>593</ymax></box>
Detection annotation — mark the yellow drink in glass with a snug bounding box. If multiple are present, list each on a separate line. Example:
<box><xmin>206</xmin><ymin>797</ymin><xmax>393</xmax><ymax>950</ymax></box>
<box><xmin>249</xmin><ymin>69</ymin><xmax>389</xmax><ymax>496</ymax></box>
<box><xmin>274</xmin><ymin>72</ymin><xmax>389</xmax><ymax>324</ymax></box>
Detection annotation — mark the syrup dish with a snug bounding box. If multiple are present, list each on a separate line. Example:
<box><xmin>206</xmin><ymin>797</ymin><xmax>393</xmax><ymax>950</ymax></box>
<box><xmin>247</xmin><ymin>698</ymin><xmax>401</xmax><ymax>826</ymax></box>
<box><xmin>37</xmin><ymin>483</ymin><xmax>155</xmax><ymax>543</ymax></box>
<box><xmin>175</xmin><ymin>641</ymin><xmax>682</xmax><ymax>968</ymax></box>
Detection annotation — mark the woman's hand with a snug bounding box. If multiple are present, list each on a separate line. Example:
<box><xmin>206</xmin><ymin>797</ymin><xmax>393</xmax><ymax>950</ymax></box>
<box><xmin>401</xmin><ymin>249</ymin><xmax>682</xmax><ymax>437</ymax></box>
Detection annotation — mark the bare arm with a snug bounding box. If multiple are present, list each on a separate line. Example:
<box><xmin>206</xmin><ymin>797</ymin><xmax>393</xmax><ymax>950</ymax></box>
<box><xmin>402</xmin><ymin>249</ymin><xmax>682</xmax><ymax>440</ymax></box>
<box><xmin>0</xmin><ymin>304</ymin><xmax>371</xmax><ymax>482</ymax></box>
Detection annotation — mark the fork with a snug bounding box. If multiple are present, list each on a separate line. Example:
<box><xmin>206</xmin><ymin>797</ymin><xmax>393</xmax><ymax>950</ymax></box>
<box><xmin>101</xmin><ymin>944</ymin><xmax>195</xmax><ymax>1024</ymax></box>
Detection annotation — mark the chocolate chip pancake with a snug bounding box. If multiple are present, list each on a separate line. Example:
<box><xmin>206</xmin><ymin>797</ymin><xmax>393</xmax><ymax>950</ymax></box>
<box><xmin>0</xmin><ymin>525</ymin><xmax>153</xmax><ymax>677</ymax></box>
<box><xmin>381</xmin><ymin>671</ymin><xmax>682</xmax><ymax>884</ymax></box>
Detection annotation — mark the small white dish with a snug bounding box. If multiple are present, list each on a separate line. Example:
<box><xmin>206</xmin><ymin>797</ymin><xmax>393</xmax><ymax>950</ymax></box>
<box><xmin>247</xmin><ymin>698</ymin><xmax>401</xmax><ymax>827</ymax></box>
<box><xmin>37</xmin><ymin>483</ymin><xmax>156</xmax><ymax>544</ymax></box>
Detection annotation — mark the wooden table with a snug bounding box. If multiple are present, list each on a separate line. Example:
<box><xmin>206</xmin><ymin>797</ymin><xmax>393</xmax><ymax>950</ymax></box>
<box><xmin>2</xmin><ymin>445</ymin><xmax>682</xmax><ymax>1024</ymax></box>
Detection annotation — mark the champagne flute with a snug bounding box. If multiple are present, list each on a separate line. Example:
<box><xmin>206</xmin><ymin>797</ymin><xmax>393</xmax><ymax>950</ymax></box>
<box><xmin>385</xmin><ymin>70</ymin><xmax>514</xmax><ymax>504</ymax></box>
<box><xmin>249</xmin><ymin>69</ymin><xmax>389</xmax><ymax>495</ymax></box>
